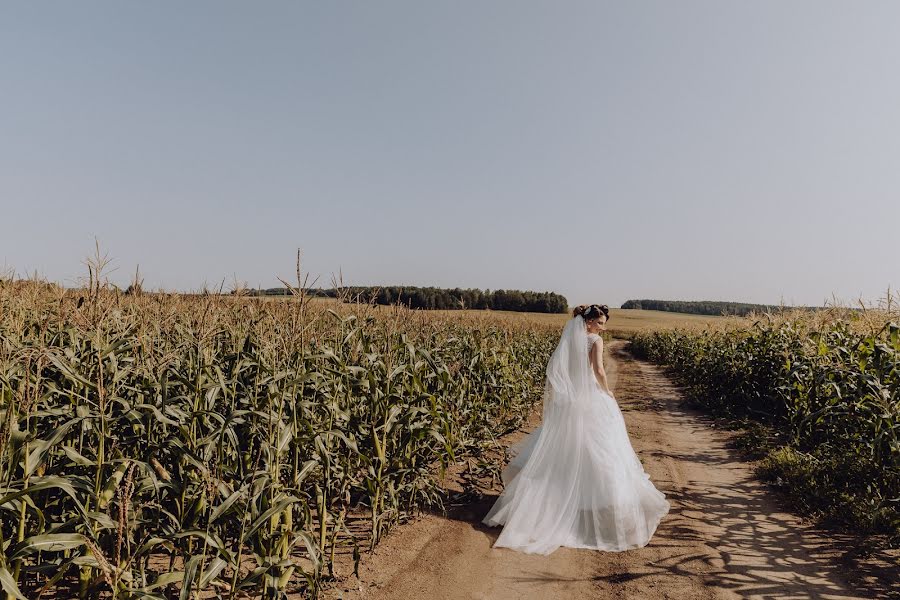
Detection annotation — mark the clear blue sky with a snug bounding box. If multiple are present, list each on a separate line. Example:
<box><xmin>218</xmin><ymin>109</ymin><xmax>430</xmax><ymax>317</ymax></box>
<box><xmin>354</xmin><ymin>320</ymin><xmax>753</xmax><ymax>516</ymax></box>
<box><xmin>2</xmin><ymin>2</ymin><xmax>898</xmax><ymax>308</ymax></box>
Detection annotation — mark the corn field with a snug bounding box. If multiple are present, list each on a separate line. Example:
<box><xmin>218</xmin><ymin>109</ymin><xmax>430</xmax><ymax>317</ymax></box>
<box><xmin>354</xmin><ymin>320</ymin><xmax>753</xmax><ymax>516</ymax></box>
<box><xmin>0</xmin><ymin>279</ymin><xmax>556</xmax><ymax>599</ymax></box>
<box><xmin>630</xmin><ymin>310</ymin><xmax>900</xmax><ymax>543</ymax></box>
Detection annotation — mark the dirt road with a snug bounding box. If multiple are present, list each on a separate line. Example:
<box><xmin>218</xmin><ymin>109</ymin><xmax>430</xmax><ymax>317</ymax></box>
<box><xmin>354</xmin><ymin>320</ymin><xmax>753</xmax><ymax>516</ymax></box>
<box><xmin>323</xmin><ymin>340</ymin><xmax>898</xmax><ymax>600</ymax></box>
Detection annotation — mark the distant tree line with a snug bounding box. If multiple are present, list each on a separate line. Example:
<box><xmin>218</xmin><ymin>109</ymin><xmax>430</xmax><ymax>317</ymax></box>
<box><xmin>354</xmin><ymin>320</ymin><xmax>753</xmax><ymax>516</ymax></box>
<box><xmin>620</xmin><ymin>299</ymin><xmax>830</xmax><ymax>317</ymax></box>
<box><xmin>246</xmin><ymin>286</ymin><xmax>569</xmax><ymax>313</ymax></box>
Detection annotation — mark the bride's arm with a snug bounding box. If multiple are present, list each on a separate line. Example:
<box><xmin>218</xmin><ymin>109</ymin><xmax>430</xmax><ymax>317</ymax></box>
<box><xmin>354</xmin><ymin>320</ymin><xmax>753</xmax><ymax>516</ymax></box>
<box><xmin>589</xmin><ymin>338</ymin><xmax>614</xmax><ymax>396</ymax></box>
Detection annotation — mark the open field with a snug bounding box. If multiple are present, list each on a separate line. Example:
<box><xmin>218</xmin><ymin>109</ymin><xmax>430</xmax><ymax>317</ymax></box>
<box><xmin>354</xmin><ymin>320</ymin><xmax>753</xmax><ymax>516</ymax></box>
<box><xmin>300</xmin><ymin>298</ymin><xmax>736</xmax><ymax>337</ymax></box>
<box><xmin>2</xmin><ymin>280</ymin><xmax>895</xmax><ymax>599</ymax></box>
<box><xmin>406</xmin><ymin>307</ymin><xmax>736</xmax><ymax>338</ymax></box>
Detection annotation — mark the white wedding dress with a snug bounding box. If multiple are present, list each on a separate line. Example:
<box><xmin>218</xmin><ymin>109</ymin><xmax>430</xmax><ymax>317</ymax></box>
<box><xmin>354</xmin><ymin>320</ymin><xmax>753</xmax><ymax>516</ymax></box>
<box><xmin>482</xmin><ymin>315</ymin><xmax>670</xmax><ymax>555</ymax></box>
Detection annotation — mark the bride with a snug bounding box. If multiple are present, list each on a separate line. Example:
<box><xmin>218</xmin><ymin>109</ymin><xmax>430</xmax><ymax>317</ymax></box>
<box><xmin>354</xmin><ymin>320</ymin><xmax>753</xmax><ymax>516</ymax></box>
<box><xmin>482</xmin><ymin>304</ymin><xmax>670</xmax><ymax>555</ymax></box>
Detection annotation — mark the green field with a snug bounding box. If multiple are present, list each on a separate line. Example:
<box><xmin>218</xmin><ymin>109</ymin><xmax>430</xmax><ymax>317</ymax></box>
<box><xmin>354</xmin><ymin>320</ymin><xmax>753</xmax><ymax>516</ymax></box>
<box><xmin>0</xmin><ymin>281</ymin><xmax>557</xmax><ymax>599</ymax></box>
<box><xmin>631</xmin><ymin>310</ymin><xmax>900</xmax><ymax>544</ymax></box>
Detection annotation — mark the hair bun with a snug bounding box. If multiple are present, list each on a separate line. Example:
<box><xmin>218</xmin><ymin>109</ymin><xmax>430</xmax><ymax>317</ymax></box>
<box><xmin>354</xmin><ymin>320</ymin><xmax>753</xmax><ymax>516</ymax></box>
<box><xmin>573</xmin><ymin>303</ymin><xmax>611</xmax><ymax>322</ymax></box>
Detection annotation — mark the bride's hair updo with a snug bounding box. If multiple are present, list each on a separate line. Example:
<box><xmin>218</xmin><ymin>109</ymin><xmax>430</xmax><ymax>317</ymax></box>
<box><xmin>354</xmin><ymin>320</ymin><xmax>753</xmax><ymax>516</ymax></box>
<box><xmin>573</xmin><ymin>304</ymin><xmax>610</xmax><ymax>322</ymax></box>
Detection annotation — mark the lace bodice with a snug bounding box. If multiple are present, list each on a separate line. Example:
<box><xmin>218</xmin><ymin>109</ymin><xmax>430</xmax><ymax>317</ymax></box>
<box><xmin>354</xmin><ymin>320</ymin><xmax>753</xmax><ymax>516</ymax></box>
<box><xmin>586</xmin><ymin>333</ymin><xmax>601</xmax><ymax>354</ymax></box>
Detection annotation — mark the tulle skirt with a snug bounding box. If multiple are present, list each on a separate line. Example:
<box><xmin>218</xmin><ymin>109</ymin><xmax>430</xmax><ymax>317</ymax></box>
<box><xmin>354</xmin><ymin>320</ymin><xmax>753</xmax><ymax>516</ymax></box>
<box><xmin>482</xmin><ymin>383</ymin><xmax>670</xmax><ymax>555</ymax></box>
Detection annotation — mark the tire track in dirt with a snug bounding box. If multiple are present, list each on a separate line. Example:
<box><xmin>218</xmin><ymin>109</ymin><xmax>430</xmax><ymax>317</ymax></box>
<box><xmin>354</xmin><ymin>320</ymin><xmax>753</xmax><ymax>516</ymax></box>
<box><xmin>321</xmin><ymin>340</ymin><xmax>898</xmax><ymax>600</ymax></box>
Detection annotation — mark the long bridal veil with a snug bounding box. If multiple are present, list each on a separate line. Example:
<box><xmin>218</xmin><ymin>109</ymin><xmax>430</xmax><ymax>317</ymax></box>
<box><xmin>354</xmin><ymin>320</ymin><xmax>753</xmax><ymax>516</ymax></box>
<box><xmin>482</xmin><ymin>315</ymin><xmax>670</xmax><ymax>555</ymax></box>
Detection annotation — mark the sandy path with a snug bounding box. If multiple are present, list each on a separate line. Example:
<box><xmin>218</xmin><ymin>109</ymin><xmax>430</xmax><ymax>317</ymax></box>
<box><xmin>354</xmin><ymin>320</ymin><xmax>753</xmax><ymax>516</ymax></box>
<box><xmin>323</xmin><ymin>340</ymin><xmax>898</xmax><ymax>600</ymax></box>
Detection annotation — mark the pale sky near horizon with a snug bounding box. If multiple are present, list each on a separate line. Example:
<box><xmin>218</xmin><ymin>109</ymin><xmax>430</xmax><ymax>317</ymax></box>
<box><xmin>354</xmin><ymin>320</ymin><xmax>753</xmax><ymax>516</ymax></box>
<box><xmin>2</xmin><ymin>2</ymin><xmax>898</xmax><ymax>308</ymax></box>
